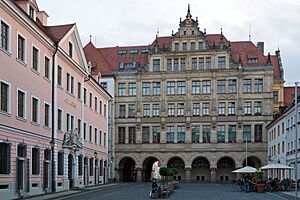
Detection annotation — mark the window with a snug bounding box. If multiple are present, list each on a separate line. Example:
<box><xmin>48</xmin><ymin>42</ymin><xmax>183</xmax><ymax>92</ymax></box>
<box><xmin>217</xmin><ymin>125</ymin><xmax>225</xmax><ymax>143</ymax></box>
<box><xmin>17</xmin><ymin>90</ymin><xmax>25</xmax><ymax>118</ymax></box>
<box><xmin>128</xmin><ymin>82</ymin><xmax>136</xmax><ymax>96</ymax></box>
<box><xmin>255</xmin><ymin>125</ymin><xmax>263</xmax><ymax>142</ymax></box>
<box><xmin>228</xmin><ymin>125</ymin><xmax>236</xmax><ymax>142</ymax></box>
<box><xmin>95</xmin><ymin>97</ymin><xmax>98</xmax><ymax>112</ymax></box>
<box><xmin>254</xmin><ymin>101</ymin><xmax>262</xmax><ymax>115</ymax></box>
<box><xmin>248</xmin><ymin>58</ymin><xmax>258</xmax><ymax>63</ymax></box>
<box><xmin>29</xmin><ymin>6</ymin><xmax>34</xmax><ymax>19</ymax></box>
<box><xmin>202</xmin><ymin>80</ymin><xmax>211</xmax><ymax>94</ymax></box>
<box><xmin>205</xmin><ymin>57</ymin><xmax>211</xmax><ymax>69</ymax></box>
<box><xmin>167</xmin><ymin>59</ymin><xmax>172</xmax><ymax>71</ymax></box>
<box><xmin>78</xmin><ymin>156</ymin><xmax>83</xmax><ymax>176</ymax></box>
<box><xmin>142</xmin><ymin>126</ymin><xmax>150</xmax><ymax>143</ymax></box>
<box><xmin>99</xmin><ymin>101</ymin><xmax>102</xmax><ymax>115</ymax></box>
<box><xmin>198</xmin><ymin>58</ymin><xmax>204</xmax><ymax>70</ymax></box>
<box><xmin>141</xmin><ymin>48</ymin><xmax>149</xmax><ymax>54</ymax></box>
<box><xmin>202</xmin><ymin>103</ymin><xmax>210</xmax><ymax>116</ymax></box>
<box><xmin>199</xmin><ymin>42</ymin><xmax>204</xmax><ymax>50</ymax></box>
<box><xmin>32</xmin><ymin>46</ymin><xmax>39</xmax><ymax>71</ymax></box>
<box><xmin>243</xmin><ymin>79</ymin><xmax>252</xmax><ymax>93</ymax></box>
<box><xmin>153</xmin><ymin>82</ymin><xmax>161</xmax><ymax>95</ymax></box>
<box><xmin>56</xmin><ymin>66</ymin><xmax>62</xmax><ymax>87</ymax></box>
<box><xmin>167</xmin><ymin>126</ymin><xmax>175</xmax><ymax>143</ymax></box>
<box><xmin>44</xmin><ymin>56</ymin><xmax>50</xmax><ymax>79</ymax></box>
<box><xmin>119</xmin><ymin>105</ymin><xmax>126</xmax><ymax>118</ymax></box>
<box><xmin>57</xmin><ymin>152</ymin><xmax>64</xmax><ymax>175</ymax></box>
<box><xmin>143</xmin><ymin>104</ymin><xmax>150</xmax><ymax>117</ymax></box>
<box><xmin>118</xmin><ymin>83</ymin><xmax>126</xmax><ymax>96</ymax></box>
<box><xmin>177</xmin><ymin>103</ymin><xmax>184</xmax><ymax>116</ymax></box>
<box><xmin>89</xmin><ymin>158</ymin><xmax>94</xmax><ymax>176</ymax></box>
<box><xmin>89</xmin><ymin>93</ymin><xmax>92</xmax><ymax>108</ymax></box>
<box><xmin>0</xmin><ymin>143</ymin><xmax>10</xmax><ymax>174</ymax></box>
<box><xmin>244</xmin><ymin>102</ymin><xmax>252</xmax><ymax>115</ymax></box>
<box><xmin>77</xmin><ymin>119</ymin><xmax>81</xmax><ymax>135</ymax></box>
<box><xmin>177</xmin><ymin>81</ymin><xmax>186</xmax><ymax>95</ymax></box>
<box><xmin>83</xmin><ymin>122</ymin><xmax>87</xmax><ymax>140</ymax></box>
<box><xmin>66</xmin><ymin>113</ymin><xmax>74</xmax><ymax>131</ymax></box>
<box><xmin>218</xmin><ymin>102</ymin><xmax>225</xmax><ymax>116</ymax></box>
<box><xmin>191</xmin><ymin>42</ymin><xmax>195</xmax><ymax>50</ymax></box>
<box><xmin>254</xmin><ymin>79</ymin><xmax>263</xmax><ymax>93</ymax></box>
<box><xmin>129</xmin><ymin>49</ymin><xmax>138</xmax><ymax>54</ymax></box>
<box><xmin>217</xmin><ymin>80</ymin><xmax>226</xmax><ymax>94</ymax></box>
<box><xmin>101</xmin><ymin>82</ymin><xmax>107</xmax><ymax>90</ymax></box>
<box><xmin>66</xmin><ymin>74</ymin><xmax>74</xmax><ymax>94</ymax></box>
<box><xmin>153</xmin><ymin>126</ymin><xmax>160</xmax><ymax>143</ymax></box>
<box><xmin>218</xmin><ymin>57</ymin><xmax>226</xmax><ymax>69</ymax></box>
<box><xmin>174</xmin><ymin>43</ymin><xmax>179</xmax><ymax>51</ymax></box>
<box><xmin>89</xmin><ymin>125</ymin><xmax>92</xmax><ymax>142</ymax></box>
<box><xmin>282</xmin><ymin>141</ymin><xmax>285</xmax><ymax>153</ymax></box>
<box><xmin>31</xmin><ymin>97</ymin><xmax>39</xmax><ymax>123</ymax></box>
<box><xmin>168</xmin><ymin>103</ymin><xmax>175</xmax><ymax>116</ymax></box>
<box><xmin>174</xmin><ymin>59</ymin><xmax>179</xmax><ymax>71</ymax></box>
<box><xmin>153</xmin><ymin>59</ymin><xmax>160</xmax><ymax>72</ymax></box>
<box><xmin>273</xmin><ymin>91</ymin><xmax>279</xmax><ymax>102</ymax></box>
<box><xmin>57</xmin><ymin>109</ymin><xmax>62</xmax><ymax>131</ymax></box>
<box><xmin>228</xmin><ymin>102</ymin><xmax>236</xmax><ymax>115</ymax></box>
<box><xmin>192</xmin><ymin>58</ymin><xmax>197</xmax><ymax>70</ymax></box>
<box><xmin>1</xmin><ymin>21</ymin><xmax>10</xmax><ymax>51</ymax></box>
<box><xmin>228</xmin><ymin>79</ymin><xmax>236</xmax><ymax>93</ymax></box>
<box><xmin>17</xmin><ymin>34</ymin><xmax>25</xmax><ymax>62</ymax></box>
<box><xmin>193</xmin><ymin>103</ymin><xmax>200</xmax><ymax>116</ymax></box>
<box><xmin>192</xmin><ymin>81</ymin><xmax>200</xmax><ymax>94</ymax></box>
<box><xmin>44</xmin><ymin>103</ymin><xmax>50</xmax><ymax>127</ymax></box>
<box><xmin>128</xmin><ymin>104</ymin><xmax>136</xmax><ymax>118</ymax></box>
<box><xmin>69</xmin><ymin>42</ymin><xmax>73</xmax><ymax>57</ymax></box>
<box><xmin>83</xmin><ymin>88</ymin><xmax>87</xmax><ymax>104</ymax></box>
<box><xmin>77</xmin><ymin>82</ymin><xmax>81</xmax><ymax>99</ymax></box>
<box><xmin>118</xmin><ymin>50</ymin><xmax>127</xmax><ymax>55</ymax></box>
<box><xmin>180</xmin><ymin>58</ymin><xmax>186</xmax><ymax>71</ymax></box>
<box><xmin>142</xmin><ymin>82</ymin><xmax>151</xmax><ymax>96</ymax></box>
<box><xmin>32</xmin><ymin>148</ymin><xmax>40</xmax><ymax>175</ymax></box>
<box><xmin>94</xmin><ymin>128</ymin><xmax>98</xmax><ymax>144</ymax></box>
<box><xmin>153</xmin><ymin>104</ymin><xmax>160</xmax><ymax>117</ymax></box>
<box><xmin>177</xmin><ymin>126</ymin><xmax>185</xmax><ymax>143</ymax></box>
<box><xmin>182</xmin><ymin>42</ymin><xmax>187</xmax><ymax>50</ymax></box>
<box><xmin>129</xmin><ymin>127</ymin><xmax>136</xmax><ymax>144</ymax></box>
<box><xmin>99</xmin><ymin>130</ymin><xmax>102</xmax><ymax>145</ymax></box>
<box><xmin>192</xmin><ymin>125</ymin><xmax>200</xmax><ymax>143</ymax></box>
<box><xmin>104</xmin><ymin>104</ymin><xmax>107</xmax><ymax>117</ymax></box>
<box><xmin>243</xmin><ymin>125</ymin><xmax>251</xmax><ymax>142</ymax></box>
<box><xmin>167</xmin><ymin>81</ymin><xmax>175</xmax><ymax>95</ymax></box>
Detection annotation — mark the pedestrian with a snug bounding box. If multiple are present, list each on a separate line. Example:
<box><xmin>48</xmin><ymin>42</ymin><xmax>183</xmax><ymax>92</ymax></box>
<box><xmin>244</xmin><ymin>175</ymin><xmax>249</xmax><ymax>193</ymax></box>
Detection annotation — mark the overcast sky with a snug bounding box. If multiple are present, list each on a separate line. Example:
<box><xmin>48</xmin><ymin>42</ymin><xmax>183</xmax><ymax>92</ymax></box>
<box><xmin>38</xmin><ymin>0</ymin><xmax>300</xmax><ymax>84</ymax></box>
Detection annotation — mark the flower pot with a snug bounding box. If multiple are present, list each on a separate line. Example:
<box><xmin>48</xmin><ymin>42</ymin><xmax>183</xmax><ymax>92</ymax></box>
<box><xmin>256</xmin><ymin>183</ymin><xmax>265</xmax><ymax>193</ymax></box>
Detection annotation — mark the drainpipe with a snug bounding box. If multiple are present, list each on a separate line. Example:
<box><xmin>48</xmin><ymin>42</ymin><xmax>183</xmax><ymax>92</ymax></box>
<box><xmin>51</xmin><ymin>42</ymin><xmax>59</xmax><ymax>193</ymax></box>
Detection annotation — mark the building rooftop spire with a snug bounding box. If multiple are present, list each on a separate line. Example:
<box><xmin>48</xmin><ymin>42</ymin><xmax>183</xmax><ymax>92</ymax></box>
<box><xmin>186</xmin><ymin>4</ymin><xmax>192</xmax><ymax>19</ymax></box>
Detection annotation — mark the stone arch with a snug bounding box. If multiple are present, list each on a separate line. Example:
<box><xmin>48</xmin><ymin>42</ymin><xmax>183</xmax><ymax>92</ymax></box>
<box><xmin>242</xmin><ymin>156</ymin><xmax>263</xmax><ymax>169</ymax></box>
<box><xmin>216</xmin><ymin>156</ymin><xmax>236</xmax><ymax>182</ymax></box>
<box><xmin>189</xmin><ymin>154</ymin><xmax>213</xmax><ymax>167</ymax></box>
<box><xmin>190</xmin><ymin>156</ymin><xmax>211</xmax><ymax>182</ymax></box>
<box><xmin>166</xmin><ymin>156</ymin><xmax>186</xmax><ymax>182</ymax></box>
<box><xmin>214</xmin><ymin>154</ymin><xmax>239</xmax><ymax>168</ymax></box>
<box><xmin>142</xmin><ymin>155</ymin><xmax>162</xmax><ymax>182</ymax></box>
<box><xmin>164</xmin><ymin>154</ymin><xmax>187</xmax><ymax>167</ymax></box>
<box><xmin>116</xmin><ymin>154</ymin><xmax>138</xmax><ymax>167</ymax></box>
<box><xmin>118</xmin><ymin>156</ymin><xmax>136</xmax><ymax>182</ymax></box>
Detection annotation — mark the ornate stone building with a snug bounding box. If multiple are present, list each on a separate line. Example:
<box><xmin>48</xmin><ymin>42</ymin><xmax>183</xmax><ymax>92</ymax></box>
<box><xmin>84</xmin><ymin>6</ymin><xmax>284</xmax><ymax>182</ymax></box>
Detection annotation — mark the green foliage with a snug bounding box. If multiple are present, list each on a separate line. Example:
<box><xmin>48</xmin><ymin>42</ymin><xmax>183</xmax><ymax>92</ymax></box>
<box><xmin>159</xmin><ymin>167</ymin><xmax>178</xmax><ymax>176</ymax></box>
<box><xmin>253</xmin><ymin>171</ymin><xmax>264</xmax><ymax>183</ymax></box>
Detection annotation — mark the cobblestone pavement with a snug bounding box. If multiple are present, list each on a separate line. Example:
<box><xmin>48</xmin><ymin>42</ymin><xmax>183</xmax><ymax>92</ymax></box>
<box><xmin>49</xmin><ymin>183</ymin><xmax>299</xmax><ymax>200</ymax></box>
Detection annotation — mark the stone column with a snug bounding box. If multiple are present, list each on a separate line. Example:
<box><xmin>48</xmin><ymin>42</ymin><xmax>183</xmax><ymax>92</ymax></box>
<box><xmin>210</xmin><ymin>167</ymin><xmax>217</xmax><ymax>183</ymax></box>
<box><xmin>125</xmin><ymin>126</ymin><xmax>129</xmax><ymax>144</ymax></box>
<box><xmin>185</xmin><ymin>166</ymin><xmax>192</xmax><ymax>182</ymax></box>
<box><xmin>136</xmin><ymin>167</ymin><xmax>142</xmax><ymax>182</ymax></box>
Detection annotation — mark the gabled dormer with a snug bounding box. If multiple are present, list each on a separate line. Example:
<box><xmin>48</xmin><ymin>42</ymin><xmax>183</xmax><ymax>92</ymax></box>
<box><xmin>14</xmin><ymin>0</ymin><xmax>39</xmax><ymax>21</ymax></box>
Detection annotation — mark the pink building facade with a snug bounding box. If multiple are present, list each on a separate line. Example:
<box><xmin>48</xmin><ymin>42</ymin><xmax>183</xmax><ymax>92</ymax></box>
<box><xmin>0</xmin><ymin>0</ymin><xmax>112</xmax><ymax>199</ymax></box>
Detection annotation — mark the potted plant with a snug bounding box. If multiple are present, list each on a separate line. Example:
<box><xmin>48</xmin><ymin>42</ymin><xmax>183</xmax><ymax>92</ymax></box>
<box><xmin>254</xmin><ymin>171</ymin><xmax>265</xmax><ymax>193</ymax></box>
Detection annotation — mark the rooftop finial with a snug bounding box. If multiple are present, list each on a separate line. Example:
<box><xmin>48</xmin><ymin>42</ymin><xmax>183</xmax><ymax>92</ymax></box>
<box><xmin>186</xmin><ymin>4</ymin><xmax>192</xmax><ymax>19</ymax></box>
<box><xmin>188</xmin><ymin>4</ymin><xmax>190</xmax><ymax>14</ymax></box>
<box><xmin>90</xmin><ymin>35</ymin><xmax>92</xmax><ymax>43</ymax></box>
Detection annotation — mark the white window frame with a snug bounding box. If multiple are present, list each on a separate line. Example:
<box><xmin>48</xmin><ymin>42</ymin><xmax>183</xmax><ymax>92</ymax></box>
<box><xmin>44</xmin><ymin>54</ymin><xmax>51</xmax><ymax>80</ymax></box>
<box><xmin>31</xmin><ymin>43</ymin><xmax>40</xmax><ymax>72</ymax></box>
<box><xmin>31</xmin><ymin>95</ymin><xmax>40</xmax><ymax>124</ymax></box>
<box><xmin>16</xmin><ymin>87</ymin><xmax>27</xmax><ymax>119</ymax></box>
<box><xmin>68</xmin><ymin>41</ymin><xmax>74</xmax><ymax>58</ymax></box>
<box><xmin>0</xmin><ymin>79</ymin><xmax>11</xmax><ymax>114</ymax></box>
<box><xmin>16</xmin><ymin>32</ymin><xmax>27</xmax><ymax>64</ymax></box>
<box><xmin>44</xmin><ymin>101</ymin><xmax>51</xmax><ymax>128</ymax></box>
<box><xmin>57</xmin><ymin>65</ymin><xmax>64</xmax><ymax>88</ymax></box>
<box><xmin>57</xmin><ymin>108</ymin><xmax>64</xmax><ymax>131</ymax></box>
<box><xmin>0</xmin><ymin>18</ymin><xmax>12</xmax><ymax>53</ymax></box>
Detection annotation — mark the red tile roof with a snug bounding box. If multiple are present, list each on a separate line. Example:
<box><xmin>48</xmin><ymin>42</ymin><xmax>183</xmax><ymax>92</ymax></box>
<box><xmin>284</xmin><ymin>87</ymin><xmax>300</xmax><ymax>106</ymax></box>
<box><xmin>43</xmin><ymin>23</ymin><xmax>75</xmax><ymax>43</ymax></box>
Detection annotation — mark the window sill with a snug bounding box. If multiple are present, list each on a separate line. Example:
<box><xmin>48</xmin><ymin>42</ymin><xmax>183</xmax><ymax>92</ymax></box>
<box><xmin>31</xmin><ymin>68</ymin><xmax>40</xmax><ymax>76</ymax></box>
<box><xmin>66</xmin><ymin>90</ymin><xmax>75</xmax><ymax>98</ymax></box>
<box><xmin>16</xmin><ymin>58</ymin><xmax>27</xmax><ymax>67</ymax></box>
<box><xmin>43</xmin><ymin>76</ymin><xmax>51</xmax><ymax>83</ymax></box>
<box><xmin>43</xmin><ymin>126</ymin><xmax>51</xmax><ymax>130</ymax></box>
<box><xmin>30</xmin><ymin>121</ymin><xmax>40</xmax><ymax>127</ymax></box>
<box><xmin>57</xmin><ymin>85</ymin><xmax>63</xmax><ymax>90</ymax></box>
<box><xmin>57</xmin><ymin>129</ymin><xmax>63</xmax><ymax>133</ymax></box>
<box><xmin>0</xmin><ymin>111</ymin><xmax>11</xmax><ymax>117</ymax></box>
<box><xmin>0</xmin><ymin>47</ymin><xmax>12</xmax><ymax>56</ymax></box>
<box><xmin>16</xmin><ymin>116</ymin><xmax>26</xmax><ymax>122</ymax></box>
<box><xmin>77</xmin><ymin>98</ymin><xmax>82</xmax><ymax>103</ymax></box>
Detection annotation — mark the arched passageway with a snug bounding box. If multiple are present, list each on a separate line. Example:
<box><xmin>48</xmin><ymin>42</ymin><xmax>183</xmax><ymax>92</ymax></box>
<box><xmin>119</xmin><ymin>157</ymin><xmax>136</xmax><ymax>182</ymax></box>
<box><xmin>142</xmin><ymin>157</ymin><xmax>159</xmax><ymax>182</ymax></box>
<box><xmin>243</xmin><ymin>156</ymin><xmax>262</xmax><ymax>169</ymax></box>
<box><xmin>167</xmin><ymin>157</ymin><xmax>185</xmax><ymax>181</ymax></box>
<box><xmin>217</xmin><ymin>157</ymin><xmax>235</xmax><ymax>182</ymax></box>
<box><xmin>191</xmin><ymin>157</ymin><xmax>210</xmax><ymax>182</ymax></box>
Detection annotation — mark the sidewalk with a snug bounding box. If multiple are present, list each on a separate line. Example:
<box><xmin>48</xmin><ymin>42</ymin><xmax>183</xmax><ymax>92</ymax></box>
<box><xmin>280</xmin><ymin>191</ymin><xmax>300</xmax><ymax>199</ymax></box>
<box><xmin>25</xmin><ymin>183</ymin><xmax>119</xmax><ymax>200</ymax></box>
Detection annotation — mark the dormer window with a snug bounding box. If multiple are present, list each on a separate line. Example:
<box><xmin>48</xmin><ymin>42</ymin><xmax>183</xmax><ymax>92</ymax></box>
<box><xmin>29</xmin><ymin>6</ymin><xmax>34</xmax><ymax>19</ymax></box>
<box><xmin>174</xmin><ymin>43</ymin><xmax>179</xmax><ymax>51</ymax></box>
<box><xmin>183</xmin><ymin>31</ymin><xmax>187</xmax><ymax>36</ymax></box>
<box><xmin>141</xmin><ymin>48</ymin><xmax>149</xmax><ymax>54</ymax></box>
<box><xmin>248</xmin><ymin>58</ymin><xmax>258</xmax><ymax>63</ymax></box>
<box><xmin>118</xmin><ymin>50</ymin><xmax>127</xmax><ymax>55</ymax></box>
<box><xmin>129</xmin><ymin>49</ymin><xmax>138</xmax><ymax>54</ymax></box>
<box><xmin>69</xmin><ymin>42</ymin><xmax>73</xmax><ymax>58</ymax></box>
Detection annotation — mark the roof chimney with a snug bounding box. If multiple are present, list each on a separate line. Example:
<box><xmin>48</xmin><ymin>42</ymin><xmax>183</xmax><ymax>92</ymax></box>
<box><xmin>256</xmin><ymin>42</ymin><xmax>264</xmax><ymax>54</ymax></box>
<box><xmin>36</xmin><ymin>11</ymin><xmax>49</xmax><ymax>26</ymax></box>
